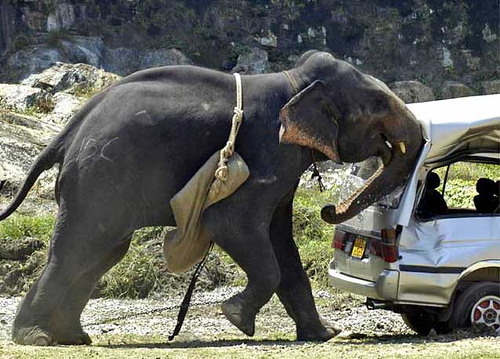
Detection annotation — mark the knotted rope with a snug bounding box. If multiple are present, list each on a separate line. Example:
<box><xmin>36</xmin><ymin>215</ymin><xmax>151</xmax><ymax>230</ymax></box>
<box><xmin>210</xmin><ymin>73</ymin><xmax>244</xmax><ymax>196</ymax></box>
<box><xmin>168</xmin><ymin>73</ymin><xmax>244</xmax><ymax>341</ymax></box>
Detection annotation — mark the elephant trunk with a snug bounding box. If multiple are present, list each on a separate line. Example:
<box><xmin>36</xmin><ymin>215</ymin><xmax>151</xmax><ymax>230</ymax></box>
<box><xmin>321</xmin><ymin>138</ymin><xmax>421</xmax><ymax>224</ymax></box>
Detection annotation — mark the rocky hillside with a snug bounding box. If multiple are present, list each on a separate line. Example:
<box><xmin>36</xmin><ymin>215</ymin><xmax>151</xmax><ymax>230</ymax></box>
<box><xmin>0</xmin><ymin>63</ymin><xmax>119</xmax><ymax>204</ymax></box>
<box><xmin>0</xmin><ymin>0</ymin><xmax>499</xmax><ymax>96</ymax></box>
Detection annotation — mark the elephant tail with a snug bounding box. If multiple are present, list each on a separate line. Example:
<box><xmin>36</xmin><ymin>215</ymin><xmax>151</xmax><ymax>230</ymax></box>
<box><xmin>0</xmin><ymin>143</ymin><xmax>61</xmax><ymax>221</ymax></box>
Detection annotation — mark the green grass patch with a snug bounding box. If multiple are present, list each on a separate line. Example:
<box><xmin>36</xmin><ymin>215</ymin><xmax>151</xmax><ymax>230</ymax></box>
<box><xmin>293</xmin><ymin>187</ymin><xmax>334</xmax><ymax>288</ymax></box>
<box><xmin>0</xmin><ymin>214</ymin><xmax>55</xmax><ymax>244</ymax></box>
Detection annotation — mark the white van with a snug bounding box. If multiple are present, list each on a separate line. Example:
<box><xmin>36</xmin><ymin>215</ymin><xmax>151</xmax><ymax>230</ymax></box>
<box><xmin>328</xmin><ymin>95</ymin><xmax>500</xmax><ymax>335</ymax></box>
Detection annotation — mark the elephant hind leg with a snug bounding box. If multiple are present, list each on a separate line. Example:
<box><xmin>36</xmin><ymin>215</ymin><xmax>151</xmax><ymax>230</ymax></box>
<box><xmin>12</xmin><ymin>210</ymin><xmax>134</xmax><ymax>346</ymax></box>
<box><xmin>51</xmin><ymin>235</ymin><xmax>132</xmax><ymax>345</ymax></box>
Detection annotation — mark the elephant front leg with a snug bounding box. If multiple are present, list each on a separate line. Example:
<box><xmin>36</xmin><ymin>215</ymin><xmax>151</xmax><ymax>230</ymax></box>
<box><xmin>206</xmin><ymin>209</ymin><xmax>281</xmax><ymax>337</ymax></box>
<box><xmin>270</xmin><ymin>199</ymin><xmax>341</xmax><ymax>341</ymax></box>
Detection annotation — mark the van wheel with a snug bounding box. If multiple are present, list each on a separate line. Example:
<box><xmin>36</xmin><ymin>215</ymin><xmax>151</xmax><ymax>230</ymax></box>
<box><xmin>401</xmin><ymin>309</ymin><xmax>451</xmax><ymax>335</ymax></box>
<box><xmin>450</xmin><ymin>282</ymin><xmax>500</xmax><ymax>334</ymax></box>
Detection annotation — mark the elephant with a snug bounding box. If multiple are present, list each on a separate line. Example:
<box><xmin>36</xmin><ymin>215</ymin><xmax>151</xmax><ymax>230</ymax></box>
<box><xmin>0</xmin><ymin>50</ymin><xmax>423</xmax><ymax>345</ymax></box>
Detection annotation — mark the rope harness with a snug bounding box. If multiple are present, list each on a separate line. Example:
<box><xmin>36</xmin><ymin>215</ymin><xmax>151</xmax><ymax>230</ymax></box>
<box><xmin>209</xmin><ymin>73</ymin><xmax>244</xmax><ymax>199</ymax></box>
<box><xmin>168</xmin><ymin>73</ymin><xmax>244</xmax><ymax>341</ymax></box>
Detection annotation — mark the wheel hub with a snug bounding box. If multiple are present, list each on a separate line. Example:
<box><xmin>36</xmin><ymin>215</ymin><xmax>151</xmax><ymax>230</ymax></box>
<box><xmin>471</xmin><ymin>295</ymin><xmax>500</xmax><ymax>334</ymax></box>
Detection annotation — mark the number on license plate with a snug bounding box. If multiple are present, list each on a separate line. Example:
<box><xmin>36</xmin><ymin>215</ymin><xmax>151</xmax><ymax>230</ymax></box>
<box><xmin>351</xmin><ymin>238</ymin><xmax>366</xmax><ymax>258</ymax></box>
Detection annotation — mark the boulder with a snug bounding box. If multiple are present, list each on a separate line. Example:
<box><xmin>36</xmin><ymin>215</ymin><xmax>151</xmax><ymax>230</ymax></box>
<box><xmin>103</xmin><ymin>47</ymin><xmax>141</xmax><ymax>76</ymax></box>
<box><xmin>482</xmin><ymin>80</ymin><xmax>500</xmax><ymax>95</ymax></box>
<box><xmin>440</xmin><ymin>81</ymin><xmax>473</xmax><ymax>99</ymax></box>
<box><xmin>0</xmin><ymin>111</ymin><xmax>58</xmax><ymax>200</ymax></box>
<box><xmin>139</xmin><ymin>48</ymin><xmax>193</xmax><ymax>70</ymax></box>
<box><xmin>389</xmin><ymin>81</ymin><xmax>435</xmax><ymax>103</ymax></box>
<box><xmin>0</xmin><ymin>84</ymin><xmax>52</xmax><ymax>112</ymax></box>
<box><xmin>44</xmin><ymin>92</ymin><xmax>83</xmax><ymax>126</ymax></box>
<box><xmin>254</xmin><ymin>31</ymin><xmax>278</xmax><ymax>48</ymax></box>
<box><xmin>61</xmin><ymin>36</ymin><xmax>104</xmax><ymax>67</ymax></box>
<box><xmin>46</xmin><ymin>3</ymin><xmax>77</xmax><ymax>31</ymax></box>
<box><xmin>231</xmin><ymin>47</ymin><xmax>269</xmax><ymax>74</ymax></box>
<box><xmin>22</xmin><ymin>62</ymin><xmax>119</xmax><ymax>95</ymax></box>
<box><xmin>6</xmin><ymin>46</ymin><xmax>66</xmax><ymax>80</ymax></box>
<box><xmin>6</xmin><ymin>36</ymin><xmax>105</xmax><ymax>81</ymax></box>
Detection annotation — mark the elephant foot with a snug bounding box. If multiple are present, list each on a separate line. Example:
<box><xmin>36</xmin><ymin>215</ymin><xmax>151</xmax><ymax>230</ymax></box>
<box><xmin>12</xmin><ymin>326</ymin><xmax>54</xmax><ymax>346</ymax></box>
<box><xmin>297</xmin><ymin>317</ymin><xmax>342</xmax><ymax>342</ymax></box>
<box><xmin>13</xmin><ymin>324</ymin><xmax>92</xmax><ymax>346</ymax></box>
<box><xmin>55</xmin><ymin>330</ymin><xmax>92</xmax><ymax>345</ymax></box>
<box><xmin>221</xmin><ymin>297</ymin><xmax>258</xmax><ymax>337</ymax></box>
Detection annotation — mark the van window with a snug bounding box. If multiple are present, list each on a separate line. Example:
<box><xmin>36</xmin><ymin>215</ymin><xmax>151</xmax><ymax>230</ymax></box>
<box><xmin>416</xmin><ymin>161</ymin><xmax>499</xmax><ymax>219</ymax></box>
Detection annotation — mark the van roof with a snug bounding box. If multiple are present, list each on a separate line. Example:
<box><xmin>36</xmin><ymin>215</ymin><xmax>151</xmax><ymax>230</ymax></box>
<box><xmin>407</xmin><ymin>94</ymin><xmax>500</xmax><ymax>163</ymax></box>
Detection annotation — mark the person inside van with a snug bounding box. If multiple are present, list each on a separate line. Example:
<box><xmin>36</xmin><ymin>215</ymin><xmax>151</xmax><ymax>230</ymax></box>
<box><xmin>417</xmin><ymin>172</ymin><xmax>448</xmax><ymax>219</ymax></box>
<box><xmin>474</xmin><ymin>178</ymin><xmax>498</xmax><ymax>213</ymax></box>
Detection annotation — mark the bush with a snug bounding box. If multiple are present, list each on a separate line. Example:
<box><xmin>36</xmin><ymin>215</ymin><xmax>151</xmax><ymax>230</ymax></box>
<box><xmin>293</xmin><ymin>187</ymin><xmax>334</xmax><ymax>288</ymax></box>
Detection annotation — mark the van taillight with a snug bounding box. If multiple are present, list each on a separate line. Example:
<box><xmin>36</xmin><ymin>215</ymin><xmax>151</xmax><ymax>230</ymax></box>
<box><xmin>381</xmin><ymin>228</ymin><xmax>399</xmax><ymax>263</ymax></box>
<box><xmin>332</xmin><ymin>230</ymin><xmax>346</xmax><ymax>250</ymax></box>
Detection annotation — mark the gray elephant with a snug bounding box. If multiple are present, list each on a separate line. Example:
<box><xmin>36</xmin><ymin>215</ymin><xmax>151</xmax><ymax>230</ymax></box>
<box><xmin>0</xmin><ymin>50</ymin><xmax>423</xmax><ymax>345</ymax></box>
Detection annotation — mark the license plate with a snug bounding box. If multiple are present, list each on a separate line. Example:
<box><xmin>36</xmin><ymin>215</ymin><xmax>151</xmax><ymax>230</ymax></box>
<box><xmin>351</xmin><ymin>238</ymin><xmax>366</xmax><ymax>258</ymax></box>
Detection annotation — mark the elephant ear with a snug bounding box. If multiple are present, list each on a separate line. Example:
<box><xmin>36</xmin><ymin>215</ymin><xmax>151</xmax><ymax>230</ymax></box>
<box><xmin>279</xmin><ymin>80</ymin><xmax>340</xmax><ymax>162</ymax></box>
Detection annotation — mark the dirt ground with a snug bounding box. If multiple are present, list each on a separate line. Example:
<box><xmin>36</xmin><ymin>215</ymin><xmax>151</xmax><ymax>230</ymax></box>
<box><xmin>0</xmin><ymin>287</ymin><xmax>498</xmax><ymax>358</ymax></box>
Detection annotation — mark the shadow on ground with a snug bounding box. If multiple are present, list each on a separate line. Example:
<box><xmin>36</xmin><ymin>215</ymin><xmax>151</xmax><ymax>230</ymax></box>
<box><xmin>101</xmin><ymin>338</ymin><xmax>307</xmax><ymax>350</ymax></box>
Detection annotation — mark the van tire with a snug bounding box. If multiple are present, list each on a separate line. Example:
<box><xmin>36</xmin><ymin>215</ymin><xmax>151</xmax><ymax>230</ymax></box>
<box><xmin>450</xmin><ymin>281</ymin><xmax>500</xmax><ymax>331</ymax></box>
<box><xmin>401</xmin><ymin>309</ymin><xmax>451</xmax><ymax>335</ymax></box>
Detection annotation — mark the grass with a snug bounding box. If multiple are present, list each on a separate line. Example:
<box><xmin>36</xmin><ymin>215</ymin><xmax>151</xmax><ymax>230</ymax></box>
<box><xmin>0</xmin><ymin>215</ymin><xmax>55</xmax><ymax>245</ymax></box>
<box><xmin>292</xmin><ymin>187</ymin><xmax>335</xmax><ymax>288</ymax></box>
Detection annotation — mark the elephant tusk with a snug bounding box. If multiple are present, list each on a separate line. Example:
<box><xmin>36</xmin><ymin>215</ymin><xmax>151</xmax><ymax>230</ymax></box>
<box><xmin>398</xmin><ymin>141</ymin><xmax>406</xmax><ymax>154</ymax></box>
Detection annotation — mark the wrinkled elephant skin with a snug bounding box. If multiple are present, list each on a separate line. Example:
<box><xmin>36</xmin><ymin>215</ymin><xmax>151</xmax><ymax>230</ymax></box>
<box><xmin>0</xmin><ymin>51</ymin><xmax>423</xmax><ymax>345</ymax></box>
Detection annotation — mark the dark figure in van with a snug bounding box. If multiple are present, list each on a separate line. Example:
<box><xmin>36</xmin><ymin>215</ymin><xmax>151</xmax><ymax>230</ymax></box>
<box><xmin>474</xmin><ymin>178</ymin><xmax>498</xmax><ymax>213</ymax></box>
<box><xmin>417</xmin><ymin>172</ymin><xmax>448</xmax><ymax>218</ymax></box>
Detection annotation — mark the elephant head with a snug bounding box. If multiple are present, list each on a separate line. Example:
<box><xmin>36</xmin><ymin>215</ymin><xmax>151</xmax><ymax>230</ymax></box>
<box><xmin>279</xmin><ymin>51</ymin><xmax>423</xmax><ymax>224</ymax></box>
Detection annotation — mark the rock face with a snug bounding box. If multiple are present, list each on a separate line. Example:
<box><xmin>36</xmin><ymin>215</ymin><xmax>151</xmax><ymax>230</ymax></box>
<box><xmin>0</xmin><ymin>111</ymin><xmax>58</xmax><ymax>201</ymax></box>
<box><xmin>231</xmin><ymin>47</ymin><xmax>269</xmax><ymax>74</ymax></box>
<box><xmin>0</xmin><ymin>84</ymin><xmax>51</xmax><ymax>112</ymax></box>
<box><xmin>441</xmin><ymin>81</ymin><xmax>474</xmax><ymax>99</ymax></box>
<box><xmin>482</xmin><ymin>80</ymin><xmax>500</xmax><ymax>95</ymax></box>
<box><xmin>1</xmin><ymin>1</ymin><xmax>498</xmax><ymax>96</ymax></box>
<box><xmin>389</xmin><ymin>81</ymin><xmax>435</xmax><ymax>103</ymax></box>
<box><xmin>139</xmin><ymin>48</ymin><xmax>193</xmax><ymax>70</ymax></box>
<box><xmin>0</xmin><ymin>63</ymin><xmax>119</xmax><ymax>200</ymax></box>
<box><xmin>22</xmin><ymin>62</ymin><xmax>119</xmax><ymax>95</ymax></box>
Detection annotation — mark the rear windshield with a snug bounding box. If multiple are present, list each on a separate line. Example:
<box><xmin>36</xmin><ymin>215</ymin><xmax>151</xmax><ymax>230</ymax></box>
<box><xmin>320</xmin><ymin>157</ymin><xmax>405</xmax><ymax>210</ymax></box>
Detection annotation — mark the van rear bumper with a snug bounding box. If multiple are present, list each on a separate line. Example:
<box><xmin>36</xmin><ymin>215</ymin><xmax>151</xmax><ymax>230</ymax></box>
<box><xmin>328</xmin><ymin>260</ymin><xmax>399</xmax><ymax>300</ymax></box>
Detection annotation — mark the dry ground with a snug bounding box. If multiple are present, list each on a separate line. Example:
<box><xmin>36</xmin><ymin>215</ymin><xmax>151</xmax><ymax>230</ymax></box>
<box><xmin>0</xmin><ymin>287</ymin><xmax>498</xmax><ymax>358</ymax></box>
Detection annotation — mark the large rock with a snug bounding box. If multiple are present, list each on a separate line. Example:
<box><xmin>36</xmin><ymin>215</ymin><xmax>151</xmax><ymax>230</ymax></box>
<box><xmin>0</xmin><ymin>84</ymin><xmax>52</xmax><ymax>112</ymax></box>
<box><xmin>46</xmin><ymin>3</ymin><xmax>77</xmax><ymax>31</ymax></box>
<box><xmin>389</xmin><ymin>81</ymin><xmax>435</xmax><ymax>103</ymax></box>
<box><xmin>0</xmin><ymin>111</ymin><xmax>58</xmax><ymax>201</ymax></box>
<box><xmin>44</xmin><ymin>93</ymin><xmax>83</xmax><ymax>126</ymax></box>
<box><xmin>6</xmin><ymin>46</ymin><xmax>66</xmax><ymax>80</ymax></box>
<box><xmin>60</xmin><ymin>36</ymin><xmax>104</xmax><ymax>67</ymax></box>
<box><xmin>139</xmin><ymin>48</ymin><xmax>193</xmax><ymax>70</ymax></box>
<box><xmin>231</xmin><ymin>47</ymin><xmax>269</xmax><ymax>74</ymax></box>
<box><xmin>482</xmin><ymin>80</ymin><xmax>500</xmax><ymax>95</ymax></box>
<box><xmin>5</xmin><ymin>36</ymin><xmax>105</xmax><ymax>81</ymax></box>
<box><xmin>440</xmin><ymin>81</ymin><xmax>473</xmax><ymax>99</ymax></box>
<box><xmin>22</xmin><ymin>62</ymin><xmax>119</xmax><ymax>94</ymax></box>
<box><xmin>103</xmin><ymin>47</ymin><xmax>141</xmax><ymax>76</ymax></box>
